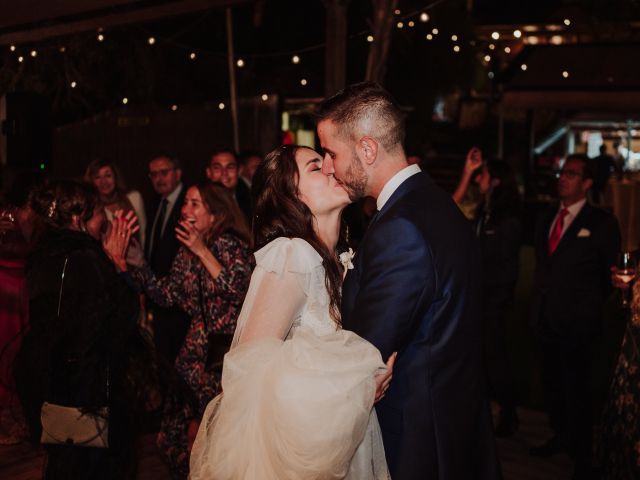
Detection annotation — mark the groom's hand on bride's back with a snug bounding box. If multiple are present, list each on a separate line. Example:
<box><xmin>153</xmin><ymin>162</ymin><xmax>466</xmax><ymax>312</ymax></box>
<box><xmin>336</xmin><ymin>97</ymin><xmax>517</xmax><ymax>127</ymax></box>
<box><xmin>374</xmin><ymin>352</ymin><xmax>397</xmax><ymax>403</ymax></box>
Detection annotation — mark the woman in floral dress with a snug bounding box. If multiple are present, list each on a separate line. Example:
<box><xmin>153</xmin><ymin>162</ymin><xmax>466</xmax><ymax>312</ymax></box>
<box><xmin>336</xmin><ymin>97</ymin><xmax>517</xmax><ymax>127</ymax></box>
<box><xmin>598</xmin><ymin>269</ymin><xmax>640</xmax><ymax>479</ymax></box>
<box><xmin>106</xmin><ymin>182</ymin><xmax>253</xmax><ymax>479</ymax></box>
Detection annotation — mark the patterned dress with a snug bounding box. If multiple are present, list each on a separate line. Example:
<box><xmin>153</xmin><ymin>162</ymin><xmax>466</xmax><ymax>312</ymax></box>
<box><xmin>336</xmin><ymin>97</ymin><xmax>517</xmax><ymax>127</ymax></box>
<box><xmin>599</xmin><ymin>280</ymin><xmax>640</xmax><ymax>479</ymax></box>
<box><xmin>130</xmin><ymin>232</ymin><xmax>253</xmax><ymax>479</ymax></box>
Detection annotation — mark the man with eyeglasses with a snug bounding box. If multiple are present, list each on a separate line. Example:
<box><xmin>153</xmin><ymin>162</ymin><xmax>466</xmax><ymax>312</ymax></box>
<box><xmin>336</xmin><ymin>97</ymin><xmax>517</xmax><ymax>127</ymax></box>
<box><xmin>145</xmin><ymin>155</ymin><xmax>190</xmax><ymax>363</ymax></box>
<box><xmin>205</xmin><ymin>149</ymin><xmax>252</xmax><ymax>223</ymax></box>
<box><xmin>530</xmin><ymin>154</ymin><xmax>620</xmax><ymax>480</ymax></box>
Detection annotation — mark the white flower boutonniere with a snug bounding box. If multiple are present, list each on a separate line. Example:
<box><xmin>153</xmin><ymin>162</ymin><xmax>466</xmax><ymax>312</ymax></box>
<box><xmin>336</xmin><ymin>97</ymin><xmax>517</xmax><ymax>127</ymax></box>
<box><xmin>339</xmin><ymin>248</ymin><xmax>355</xmax><ymax>273</ymax></box>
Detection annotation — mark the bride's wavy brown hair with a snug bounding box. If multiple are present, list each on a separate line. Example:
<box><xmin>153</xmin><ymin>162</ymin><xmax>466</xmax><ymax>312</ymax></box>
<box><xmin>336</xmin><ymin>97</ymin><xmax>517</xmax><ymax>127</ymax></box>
<box><xmin>252</xmin><ymin>144</ymin><xmax>344</xmax><ymax>325</ymax></box>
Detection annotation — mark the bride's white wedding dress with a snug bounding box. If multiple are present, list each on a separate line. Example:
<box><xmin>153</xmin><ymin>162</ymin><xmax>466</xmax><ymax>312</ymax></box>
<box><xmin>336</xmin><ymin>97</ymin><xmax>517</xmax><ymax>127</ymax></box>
<box><xmin>190</xmin><ymin>237</ymin><xmax>389</xmax><ymax>479</ymax></box>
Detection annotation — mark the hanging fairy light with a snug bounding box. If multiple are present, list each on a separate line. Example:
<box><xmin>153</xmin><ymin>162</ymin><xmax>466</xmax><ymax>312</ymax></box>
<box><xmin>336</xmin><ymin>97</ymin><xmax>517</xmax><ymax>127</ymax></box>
<box><xmin>564</xmin><ymin>19</ymin><xmax>571</xmax><ymax>26</ymax></box>
<box><xmin>394</xmin><ymin>9</ymin><xmax>401</xmax><ymax>15</ymax></box>
<box><xmin>484</xmin><ymin>55</ymin><xmax>491</xmax><ymax>62</ymax></box>
<box><xmin>521</xmin><ymin>64</ymin><xmax>528</xmax><ymax>71</ymax></box>
<box><xmin>59</xmin><ymin>46</ymin><xmax>66</xmax><ymax>53</ymax></box>
<box><xmin>513</xmin><ymin>29</ymin><xmax>522</xmax><ymax>38</ymax></box>
<box><xmin>189</xmin><ymin>52</ymin><xmax>196</xmax><ymax>60</ymax></box>
<box><xmin>292</xmin><ymin>55</ymin><xmax>300</xmax><ymax>64</ymax></box>
<box><xmin>97</xmin><ymin>33</ymin><xmax>105</xmax><ymax>42</ymax></box>
<box><xmin>489</xmin><ymin>43</ymin><xmax>496</xmax><ymax>50</ymax></box>
<box><xmin>18</xmin><ymin>56</ymin><xmax>24</xmax><ymax>62</ymax></box>
<box><xmin>30</xmin><ymin>50</ymin><xmax>37</xmax><ymax>57</ymax></box>
<box><xmin>367</xmin><ymin>35</ymin><xmax>374</xmax><ymax>42</ymax></box>
<box><xmin>236</xmin><ymin>58</ymin><xmax>245</xmax><ymax>67</ymax></box>
<box><xmin>453</xmin><ymin>45</ymin><xmax>460</xmax><ymax>53</ymax></box>
<box><xmin>451</xmin><ymin>35</ymin><xmax>458</xmax><ymax>41</ymax></box>
<box><xmin>396</xmin><ymin>22</ymin><xmax>404</xmax><ymax>29</ymax></box>
<box><xmin>408</xmin><ymin>21</ymin><xmax>415</xmax><ymax>28</ymax></box>
<box><xmin>218</xmin><ymin>102</ymin><xmax>225</xmax><ymax>110</ymax></box>
<box><xmin>171</xmin><ymin>105</ymin><xmax>178</xmax><ymax>111</ymax></box>
<box><xmin>122</xmin><ymin>97</ymin><xmax>129</xmax><ymax>105</ymax></box>
<box><xmin>261</xmin><ymin>94</ymin><xmax>269</xmax><ymax>101</ymax></box>
<box><xmin>147</xmin><ymin>37</ymin><xmax>156</xmax><ymax>45</ymax></box>
<box><xmin>426</xmin><ymin>34</ymin><xmax>433</xmax><ymax>40</ymax></box>
<box><xmin>9</xmin><ymin>45</ymin><xmax>15</xmax><ymax>52</ymax></box>
<box><xmin>420</xmin><ymin>13</ymin><xmax>429</xmax><ymax>23</ymax></box>
<box><xmin>432</xmin><ymin>28</ymin><xmax>439</xmax><ymax>35</ymax></box>
<box><xmin>504</xmin><ymin>46</ymin><xmax>511</xmax><ymax>53</ymax></box>
<box><xmin>70</xmin><ymin>81</ymin><xmax>77</xmax><ymax>88</ymax></box>
<box><xmin>300</xmin><ymin>78</ymin><xmax>308</xmax><ymax>86</ymax></box>
<box><xmin>491</xmin><ymin>32</ymin><xmax>500</xmax><ymax>40</ymax></box>
<box><xmin>562</xmin><ymin>70</ymin><xmax>569</xmax><ymax>78</ymax></box>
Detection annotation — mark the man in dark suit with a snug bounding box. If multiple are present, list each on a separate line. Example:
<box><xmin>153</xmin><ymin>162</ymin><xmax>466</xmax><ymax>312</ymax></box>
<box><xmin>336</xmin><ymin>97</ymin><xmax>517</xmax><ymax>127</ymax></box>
<box><xmin>145</xmin><ymin>155</ymin><xmax>190</xmax><ymax>363</ymax></box>
<box><xmin>530</xmin><ymin>154</ymin><xmax>620</xmax><ymax>479</ymax></box>
<box><xmin>205</xmin><ymin>149</ymin><xmax>252</xmax><ymax>224</ymax></box>
<box><xmin>318</xmin><ymin>82</ymin><xmax>501</xmax><ymax>480</ymax></box>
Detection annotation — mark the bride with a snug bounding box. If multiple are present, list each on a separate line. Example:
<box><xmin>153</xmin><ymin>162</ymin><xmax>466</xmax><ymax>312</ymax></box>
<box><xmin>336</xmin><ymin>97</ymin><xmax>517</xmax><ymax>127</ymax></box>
<box><xmin>189</xmin><ymin>144</ymin><xmax>394</xmax><ymax>479</ymax></box>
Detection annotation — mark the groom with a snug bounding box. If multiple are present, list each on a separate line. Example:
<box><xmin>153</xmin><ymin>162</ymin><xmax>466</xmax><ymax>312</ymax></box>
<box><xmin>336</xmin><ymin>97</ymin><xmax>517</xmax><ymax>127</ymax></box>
<box><xmin>318</xmin><ymin>83</ymin><xmax>501</xmax><ymax>480</ymax></box>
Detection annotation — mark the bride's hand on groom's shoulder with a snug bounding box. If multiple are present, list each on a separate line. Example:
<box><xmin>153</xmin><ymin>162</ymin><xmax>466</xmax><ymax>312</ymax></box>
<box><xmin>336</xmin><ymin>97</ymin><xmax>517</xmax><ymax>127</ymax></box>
<box><xmin>374</xmin><ymin>352</ymin><xmax>397</xmax><ymax>403</ymax></box>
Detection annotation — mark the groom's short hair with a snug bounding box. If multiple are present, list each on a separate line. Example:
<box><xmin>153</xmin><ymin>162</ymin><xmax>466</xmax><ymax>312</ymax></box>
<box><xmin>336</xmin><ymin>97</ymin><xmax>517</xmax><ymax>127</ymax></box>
<box><xmin>316</xmin><ymin>82</ymin><xmax>405</xmax><ymax>153</ymax></box>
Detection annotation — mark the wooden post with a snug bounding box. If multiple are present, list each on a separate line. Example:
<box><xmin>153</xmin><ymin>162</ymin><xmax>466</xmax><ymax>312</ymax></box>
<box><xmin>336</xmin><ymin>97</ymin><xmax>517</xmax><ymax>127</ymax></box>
<box><xmin>323</xmin><ymin>0</ymin><xmax>350</xmax><ymax>97</ymax></box>
<box><xmin>225</xmin><ymin>7</ymin><xmax>240</xmax><ymax>153</ymax></box>
<box><xmin>365</xmin><ymin>0</ymin><xmax>398</xmax><ymax>84</ymax></box>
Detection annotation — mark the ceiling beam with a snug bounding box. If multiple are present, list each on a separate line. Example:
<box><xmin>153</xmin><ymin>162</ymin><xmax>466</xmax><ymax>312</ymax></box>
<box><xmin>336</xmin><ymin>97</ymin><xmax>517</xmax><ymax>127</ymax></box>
<box><xmin>0</xmin><ymin>0</ymin><xmax>250</xmax><ymax>46</ymax></box>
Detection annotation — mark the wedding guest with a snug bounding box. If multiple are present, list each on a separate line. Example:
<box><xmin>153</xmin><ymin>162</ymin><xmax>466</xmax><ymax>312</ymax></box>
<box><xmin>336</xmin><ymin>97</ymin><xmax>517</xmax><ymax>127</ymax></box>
<box><xmin>84</xmin><ymin>158</ymin><xmax>146</xmax><ymax>247</ymax></box>
<box><xmin>453</xmin><ymin>148</ymin><xmax>522</xmax><ymax>436</ymax></box>
<box><xmin>13</xmin><ymin>180</ymin><xmax>158</xmax><ymax>480</ymax></box>
<box><xmin>598</xmin><ymin>268</ymin><xmax>640</xmax><ymax>479</ymax></box>
<box><xmin>530</xmin><ymin>154</ymin><xmax>621</xmax><ymax>479</ymax></box>
<box><xmin>238</xmin><ymin>150</ymin><xmax>262</xmax><ymax>188</ymax></box>
<box><xmin>205</xmin><ymin>149</ymin><xmax>252</xmax><ymax>223</ymax></box>
<box><xmin>106</xmin><ymin>182</ymin><xmax>253</xmax><ymax>479</ymax></box>
<box><xmin>145</xmin><ymin>155</ymin><xmax>190</xmax><ymax>363</ymax></box>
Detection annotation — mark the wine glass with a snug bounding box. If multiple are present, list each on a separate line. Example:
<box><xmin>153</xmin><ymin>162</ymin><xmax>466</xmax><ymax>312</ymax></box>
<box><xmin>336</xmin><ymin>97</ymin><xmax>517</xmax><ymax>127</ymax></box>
<box><xmin>615</xmin><ymin>251</ymin><xmax>637</xmax><ymax>307</ymax></box>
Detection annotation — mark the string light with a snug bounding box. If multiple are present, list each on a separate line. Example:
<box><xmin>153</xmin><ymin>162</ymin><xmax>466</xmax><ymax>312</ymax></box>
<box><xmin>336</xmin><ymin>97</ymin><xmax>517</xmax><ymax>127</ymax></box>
<box><xmin>367</xmin><ymin>35</ymin><xmax>374</xmax><ymax>42</ymax></box>
<box><xmin>147</xmin><ymin>37</ymin><xmax>156</xmax><ymax>45</ymax></box>
<box><xmin>562</xmin><ymin>70</ymin><xmax>569</xmax><ymax>78</ymax></box>
<box><xmin>59</xmin><ymin>46</ymin><xmax>66</xmax><ymax>53</ymax></box>
<box><xmin>70</xmin><ymin>81</ymin><xmax>77</xmax><ymax>88</ymax></box>
<box><xmin>97</xmin><ymin>33</ymin><xmax>105</xmax><ymax>42</ymax></box>
<box><xmin>520</xmin><ymin>64</ymin><xmax>528</xmax><ymax>71</ymax></box>
<box><xmin>18</xmin><ymin>56</ymin><xmax>24</xmax><ymax>62</ymax></box>
<box><xmin>189</xmin><ymin>52</ymin><xmax>196</xmax><ymax>60</ymax></box>
<box><xmin>9</xmin><ymin>45</ymin><xmax>15</xmax><ymax>52</ymax></box>
<box><xmin>122</xmin><ymin>97</ymin><xmax>128</xmax><ymax>105</ymax></box>
<box><xmin>484</xmin><ymin>55</ymin><xmax>491</xmax><ymax>62</ymax></box>
<box><xmin>171</xmin><ymin>104</ymin><xmax>178</xmax><ymax>111</ymax></box>
<box><xmin>451</xmin><ymin>35</ymin><xmax>458</xmax><ymax>41</ymax></box>
<box><xmin>408</xmin><ymin>21</ymin><xmax>415</xmax><ymax>28</ymax></box>
<box><xmin>236</xmin><ymin>58</ymin><xmax>245</xmax><ymax>67</ymax></box>
<box><xmin>30</xmin><ymin>50</ymin><xmax>37</xmax><ymax>57</ymax></box>
<box><xmin>426</xmin><ymin>34</ymin><xmax>433</xmax><ymax>40</ymax></box>
<box><xmin>261</xmin><ymin>94</ymin><xmax>269</xmax><ymax>101</ymax></box>
<box><xmin>397</xmin><ymin>22</ymin><xmax>404</xmax><ymax>29</ymax></box>
<box><xmin>504</xmin><ymin>46</ymin><xmax>511</xmax><ymax>53</ymax></box>
<box><xmin>420</xmin><ymin>13</ymin><xmax>429</xmax><ymax>23</ymax></box>
<box><xmin>564</xmin><ymin>19</ymin><xmax>571</xmax><ymax>26</ymax></box>
<box><xmin>394</xmin><ymin>9</ymin><xmax>401</xmax><ymax>15</ymax></box>
<box><xmin>218</xmin><ymin>102</ymin><xmax>225</xmax><ymax>110</ymax></box>
<box><xmin>453</xmin><ymin>45</ymin><xmax>460</xmax><ymax>52</ymax></box>
<box><xmin>491</xmin><ymin>31</ymin><xmax>500</xmax><ymax>40</ymax></box>
<box><xmin>292</xmin><ymin>55</ymin><xmax>300</xmax><ymax>64</ymax></box>
<box><xmin>432</xmin><ymin>28</ymin><xmax>439</xmax><ymax>35</ymax></box>
<box><xmin>300</xmin><ymin>78</ymin><xmax>308</xmax><ymax>86</ymax></box>
<box><xmin>513</xmin><ymin>29</ymin><xmax>522</xmax><ymax>38</ymax></box>
<box><xmin>488</xmin><ymin>71</ymin><xmax>495</xmax><ymax>79</ymax></box>
<box><xmin>527</xmin><ymin>36</ymin><xmax>539</xmax><ymax>45</ymax></box>
<box><xmin>489</xmin><ymin>43</ymin><xmax>495</xmax><ymax>50</ymax></box>
<box><xmin>550</xmin><ymin>35</ymin><xmax>563</xmax><ymax>45</ymax></box>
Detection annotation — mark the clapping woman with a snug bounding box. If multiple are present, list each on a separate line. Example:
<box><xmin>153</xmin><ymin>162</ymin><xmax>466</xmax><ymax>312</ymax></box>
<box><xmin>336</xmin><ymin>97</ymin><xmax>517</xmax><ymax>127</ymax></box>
<box><xmin>105</xmin><ymin>182</ymin><xmax>253</xmax><ymax>479</ymax></box>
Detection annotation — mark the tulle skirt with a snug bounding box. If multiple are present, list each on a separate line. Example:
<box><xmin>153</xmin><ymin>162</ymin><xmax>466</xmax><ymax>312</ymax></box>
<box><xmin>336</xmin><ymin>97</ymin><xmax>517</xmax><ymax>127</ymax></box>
<box><xmin>190</xmin><ymin>327</ymin><xmax>389</xmax><ymax>480</ymax></box>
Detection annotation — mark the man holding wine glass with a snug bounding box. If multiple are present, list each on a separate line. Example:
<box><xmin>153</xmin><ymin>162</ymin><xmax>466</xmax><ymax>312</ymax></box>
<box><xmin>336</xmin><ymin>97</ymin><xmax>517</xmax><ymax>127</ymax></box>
<box><xmin>530</xmin><ymin>154</ymin><xmax>621</xmax><ymax>480</ymax></box>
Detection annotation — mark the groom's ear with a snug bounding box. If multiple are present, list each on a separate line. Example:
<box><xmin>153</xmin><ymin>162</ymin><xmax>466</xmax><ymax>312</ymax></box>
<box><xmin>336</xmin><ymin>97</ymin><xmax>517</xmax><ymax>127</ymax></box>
<box><xmin>358</xmin><ymin>136</ymin><xmax>378</xmax><ymax>166</ymax></box>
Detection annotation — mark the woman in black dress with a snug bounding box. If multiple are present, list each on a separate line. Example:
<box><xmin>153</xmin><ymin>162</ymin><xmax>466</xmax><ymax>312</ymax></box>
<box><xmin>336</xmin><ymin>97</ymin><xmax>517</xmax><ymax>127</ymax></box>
<box><xmin>14</xmin><ymin>180</ymin><xmax>157</xmax><ymax>479</ymax></box>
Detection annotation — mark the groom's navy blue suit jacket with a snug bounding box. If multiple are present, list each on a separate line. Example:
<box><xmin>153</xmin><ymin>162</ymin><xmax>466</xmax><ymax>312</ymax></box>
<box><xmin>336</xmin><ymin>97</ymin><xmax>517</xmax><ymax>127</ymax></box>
<box><xmin>342</xmin><ymin>172</ymin><xmax>501</xmax><ymax>480</ymax></box>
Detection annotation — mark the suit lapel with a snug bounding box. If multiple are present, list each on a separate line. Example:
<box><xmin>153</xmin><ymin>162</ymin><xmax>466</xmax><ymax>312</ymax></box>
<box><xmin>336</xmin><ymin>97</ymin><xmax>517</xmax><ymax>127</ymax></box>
<box><xmin>552</xmin><ymin>203</ymin><xmax>592</xmax><ymax>256</ymax></box>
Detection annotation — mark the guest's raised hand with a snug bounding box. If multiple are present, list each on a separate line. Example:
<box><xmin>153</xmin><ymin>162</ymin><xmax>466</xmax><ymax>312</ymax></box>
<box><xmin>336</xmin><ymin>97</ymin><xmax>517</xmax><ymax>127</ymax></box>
<box><xmin>176</xmin><ymin>219</ymin><xmax>207</xmax><ymax>257</ymax></box>
<box><xmin>464</xmin><ymin>147</ymin><xmax>483</xmax><ymax>175</ymax></box>
<box><xmin>374</xmin><ymin>352</ymin><xmax>397</xmax><ymax>403</ymax></box>
<box><xmin>103</xmin><ymin>212</ymin><xmax>139</xmax><ymax>271</ymax></box>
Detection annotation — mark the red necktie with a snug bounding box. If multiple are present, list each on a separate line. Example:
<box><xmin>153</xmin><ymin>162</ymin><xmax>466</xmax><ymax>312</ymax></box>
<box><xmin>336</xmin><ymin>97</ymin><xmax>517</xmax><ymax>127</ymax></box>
<box><xmin>548</xmin><ymin>208</ymin><xmax>569</xmax><ymax>255</ymax></box>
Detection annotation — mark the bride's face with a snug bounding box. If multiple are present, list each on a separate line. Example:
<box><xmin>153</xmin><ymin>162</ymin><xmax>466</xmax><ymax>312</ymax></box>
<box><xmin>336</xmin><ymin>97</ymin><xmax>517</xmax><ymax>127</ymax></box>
<box><xmin>295</xmin><ymin>147</ymin><xmax>351</xmax><ymax>216</ymax></box>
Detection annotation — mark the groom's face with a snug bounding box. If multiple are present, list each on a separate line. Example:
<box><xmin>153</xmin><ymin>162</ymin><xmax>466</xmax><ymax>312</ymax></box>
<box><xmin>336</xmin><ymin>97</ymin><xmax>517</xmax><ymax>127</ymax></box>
<box><xmin>318</xmin><ymin>120</ymin><xmax>368</xmax><ymax>201</ymax></box>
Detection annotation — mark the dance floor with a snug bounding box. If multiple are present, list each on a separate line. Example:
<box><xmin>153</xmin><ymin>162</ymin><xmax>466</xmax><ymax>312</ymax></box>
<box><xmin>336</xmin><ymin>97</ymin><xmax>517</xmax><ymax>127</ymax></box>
<box><xmin>0</xmin><ymin>406</ymin><xmax>571</xmax><ymax>479</ymax></box>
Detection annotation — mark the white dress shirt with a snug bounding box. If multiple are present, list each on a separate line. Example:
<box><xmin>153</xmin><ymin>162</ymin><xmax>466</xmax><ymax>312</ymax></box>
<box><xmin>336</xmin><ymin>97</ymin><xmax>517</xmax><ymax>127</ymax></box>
<box><xmin>376</xmin><ymin>164</ymin><xmax>422</xmax><ymax>211</ymax></box>
<box><xmin>548</xmin><ymin>197</ymin><xmax>587</xmax><ymax>240</ymax></box>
